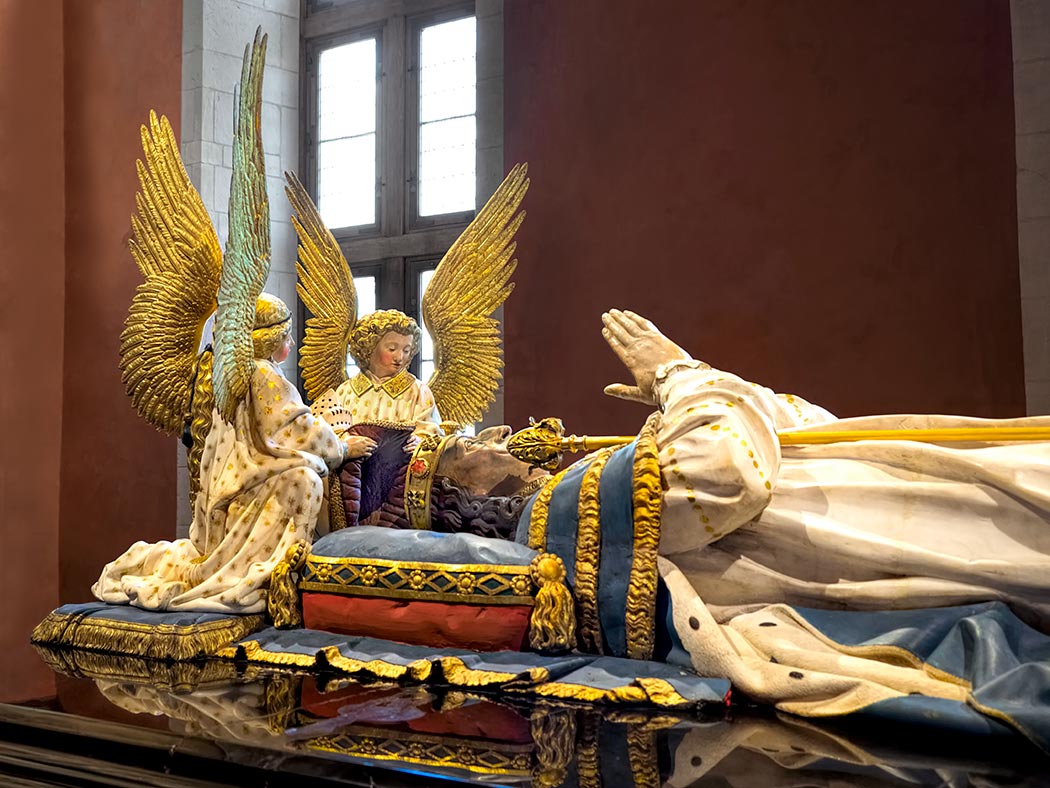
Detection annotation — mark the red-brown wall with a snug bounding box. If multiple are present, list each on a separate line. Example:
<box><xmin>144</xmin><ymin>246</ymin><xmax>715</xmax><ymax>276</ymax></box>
<box><xmin>503</xmin><ymin>0</ymin><xmax>1024</xmax><ymax>437</ymax></box>
<box><xmin>59</xmin><ymin>0</ymin><xmax>183</xmax><ymax>603</ymax></box>
<box><xmin>1</xmin><ymin>0</ymin><xmax>67</xmax><ymax>706</ymax></box>
<box><xmin>0</xmin><ymin>0</ymin><xmax>181</xmax><ymax>704</ymax></box>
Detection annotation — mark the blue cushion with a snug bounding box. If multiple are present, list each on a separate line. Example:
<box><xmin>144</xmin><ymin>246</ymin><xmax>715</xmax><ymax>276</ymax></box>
<box><xmin>313</xmin><ymin>526</ymin><xmax>538</xmax><ymax>567</ymax></box>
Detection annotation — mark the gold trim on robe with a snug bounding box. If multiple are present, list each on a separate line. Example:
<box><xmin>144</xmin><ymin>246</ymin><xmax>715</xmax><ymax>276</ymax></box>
<box><xmin>626</xmin><ymin>416</ymin><xmax>663</xmax><ymax>661</ymax></box>
<box><xmin>347</xmin><ymin>368</ymin><xmax>413</xmax><ymax>399</ymax></box>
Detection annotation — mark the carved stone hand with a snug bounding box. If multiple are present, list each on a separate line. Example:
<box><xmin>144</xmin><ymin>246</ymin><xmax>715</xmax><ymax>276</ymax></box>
<box><xmin>601</xmin><ymin>309</ymin><xmax>690</xmax><ymax>406</ymax></box>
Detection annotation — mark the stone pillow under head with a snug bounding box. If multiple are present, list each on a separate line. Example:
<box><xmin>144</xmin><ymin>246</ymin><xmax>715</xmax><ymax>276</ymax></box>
<box><xmin>301</xmin><ymin>526</ymin><xmax>540</xmax><ymax>652</ymax></box>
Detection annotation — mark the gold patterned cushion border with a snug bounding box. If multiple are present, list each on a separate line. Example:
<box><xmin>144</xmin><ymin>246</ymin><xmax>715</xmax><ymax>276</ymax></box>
<box><xmin>32</xmin><ymin>644</ymin><xmax>246</xmax><ymax>691</ymax></box>
<box><xmin>300</xmin><ymin>555</ymin><xmax>536</xmax><ymax>605</ymax></box>
<box><xmin>32</xmin><ymin>607</ymin><xmax>264</xmax><ymax>662</ymax></box>
<box><xmin>300</xmin><ymin>697</ymin><xmax>654</xmax><ymax>785</ymax></box>
<box><xmin>307</xmin><ymin>726</ymin><xmax>534</xmax><ymax>777</ymax></box>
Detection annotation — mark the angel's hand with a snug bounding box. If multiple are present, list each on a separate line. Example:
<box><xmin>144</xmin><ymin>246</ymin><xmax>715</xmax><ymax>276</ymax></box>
<box><xmin>403</xmin><ymin>434</ymin><xmax>422</xmax><ymax>454</ymax></box>
<box><xmin>345</xmin><ymin>435</ymin><xmax>377</xmax><ymax>459</ymax></box>
<box><xmin>601</xmin><ymin>309</ymin><xmax>690</xmax><ymax>406</ymax></box>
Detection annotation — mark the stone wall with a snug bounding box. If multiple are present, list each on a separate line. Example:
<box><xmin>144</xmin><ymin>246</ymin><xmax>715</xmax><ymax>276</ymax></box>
<box><xmin>178</xmin><ymin>0</ymin><xmax>300</xmax><ymax>534</ymax></box>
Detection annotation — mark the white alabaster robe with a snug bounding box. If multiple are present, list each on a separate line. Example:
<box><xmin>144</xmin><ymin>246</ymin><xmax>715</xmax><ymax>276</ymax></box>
<box><xmin>648</xmin><ymin>359</ymin><xmax>1050</xmax><ymax>716</ymax></box>
<box><xmin>652</xmin><ymin>360</ymin><xmax>1050</xmax><ymax>624</ymax></box>
<box><xmin>93</xmin><ymin>361</ymin><xmax>346</xmax><ymax>614</ymax></box>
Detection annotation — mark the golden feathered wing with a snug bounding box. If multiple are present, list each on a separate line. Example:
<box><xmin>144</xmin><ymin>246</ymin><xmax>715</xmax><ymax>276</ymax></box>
<box><xmin>422</xmin><ymin>163</ymin><xmax>529</xmax><ymax>428</ymax></box>
<box><xmin>119</xmin><ymin>111</ymin><xmax>222</xmax><ymax>434</ymax></box>
<box><xmin>213</xmin><ymin>29</ymin><xmax>271</xmax><ymax>422</ymax></box>
<box><xmin>285</xmin><ymin>171</ymin><xmax>357</xmax><ymax>402</ymax></box>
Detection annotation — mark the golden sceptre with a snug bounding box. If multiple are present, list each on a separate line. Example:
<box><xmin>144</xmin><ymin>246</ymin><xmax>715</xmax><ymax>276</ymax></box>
<box><xmin>507</xmin><ymin>418</ymin><xmax>1050</xmax><ymax>470</ymax></box>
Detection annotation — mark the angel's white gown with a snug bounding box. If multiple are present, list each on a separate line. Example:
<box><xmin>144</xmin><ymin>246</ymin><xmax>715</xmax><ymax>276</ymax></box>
<box><xmin>93</xmin><ymin>361</ymin><xmax>346</xmax><ymax>613</ymax></box>
<box><xmin>312</xmin><ymin>369</ymin><xmax>441</xmax><ymax>438</ymax></box>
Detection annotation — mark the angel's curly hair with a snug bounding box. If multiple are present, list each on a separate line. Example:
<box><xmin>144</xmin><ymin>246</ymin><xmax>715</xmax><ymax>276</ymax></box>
<box><xmin>252</xmin><ymin>293</ymin><xmax>292</xmax><ymax>360</ymax></box>
<box><xmin>348</xmin><ymin>309</ymin><xmax>422</xmax><ymax>369</ymax></box>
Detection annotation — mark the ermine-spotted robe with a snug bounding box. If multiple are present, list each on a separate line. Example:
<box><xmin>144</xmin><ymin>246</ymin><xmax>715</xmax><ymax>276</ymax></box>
<box><xmin>93</xmin><ymin>360</ymin><xmax>346</xmax><ymax>613</ymax></box>
<box><xmin>650</xmin><ymin>358</ymin><xmax>1050</xmax><ymax>715</ymax></box>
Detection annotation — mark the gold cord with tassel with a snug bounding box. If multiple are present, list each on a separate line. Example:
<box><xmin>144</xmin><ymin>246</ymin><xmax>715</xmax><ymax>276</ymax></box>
<box><xmin>529</xmin><ymin>552</ymin><xmax>576</xmax><ymax>653</ymax></box>
<box><xmin>530</xmin><ymin>704</ymin><xmax>578</xmax><ymax>788</ymax></box>
<box><xmin>327</xmin><ymin>474</ymin><xmax>347</xmax><ymax>531</ymax></box>
<box><xmin>267</xmin><ymin>538</ymin><xmax>309</xmax><ymax>628</ymax></box>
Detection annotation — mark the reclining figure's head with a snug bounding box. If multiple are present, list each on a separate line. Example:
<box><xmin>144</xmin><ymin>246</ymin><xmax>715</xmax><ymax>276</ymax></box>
<box><xmin>436</xmin><ymin>426</ymin><xmax>550</xmax><ymax>498</ymax></box>
<box><xmin>421</xmin><ymin>426</ymin><xmax>549</xmax><ymax>538</ymax></box>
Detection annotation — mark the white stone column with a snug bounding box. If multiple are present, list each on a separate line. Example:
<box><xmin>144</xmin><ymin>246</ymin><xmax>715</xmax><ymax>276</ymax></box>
<box><xmin>178</xmin><ymin>0</ymin><xmax>301</xmax><ymax>536</ymax></box>
<box><xmin>1012</xmin><ymin>0</ymin><xmax>1050</xmax><ymax>415</ymax></box>
<box><xmin>476</xmin><ymin>0</ymin><xmax>505</xmax><ymax>429</ymax></box>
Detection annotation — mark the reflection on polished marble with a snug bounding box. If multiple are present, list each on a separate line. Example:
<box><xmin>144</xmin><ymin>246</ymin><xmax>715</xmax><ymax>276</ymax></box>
<box><xmin>2</xmin><ymin>647</ymin><xmax>1048</xmax><ymax>787</ymax></box>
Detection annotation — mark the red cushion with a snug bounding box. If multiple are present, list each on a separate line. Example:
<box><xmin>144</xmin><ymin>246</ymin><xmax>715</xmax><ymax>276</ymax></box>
<box><xmin>300</xmin><ymin>676</ymin><xmax>532</xmax><ymax>742</ymax></box>
<box><xmin>302</xmin><ymin>592</ymin><xmax>532</xmax><ymax>652</ymax></box>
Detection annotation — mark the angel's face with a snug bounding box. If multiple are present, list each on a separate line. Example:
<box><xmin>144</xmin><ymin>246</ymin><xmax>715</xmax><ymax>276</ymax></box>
<box><xmin>369</xmin><ymin>331</ymin><xmax>415</xmax><ymax>378</ymax></box>
<box><xmin>271</xmin><ymin>334</ymin><xmax>293</xmax><ymax>364</ymax></box>
<box><xmin>437</xmin><ymin>426</ymin><xmax>549</xmax><ymax>497</ymax></box>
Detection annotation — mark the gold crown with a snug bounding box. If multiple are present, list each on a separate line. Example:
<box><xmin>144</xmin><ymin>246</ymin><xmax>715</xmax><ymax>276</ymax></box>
<box><xmin>403</xmin><ymin>433</ymin><xmax>453</xmax><ymax>529</ymax></box>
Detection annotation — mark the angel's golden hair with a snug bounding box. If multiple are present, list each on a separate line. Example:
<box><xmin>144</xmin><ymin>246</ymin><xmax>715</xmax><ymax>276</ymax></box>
<box><xmin>252</xmin><ymin>293</ymin><xmax>292</xmax><ymax>360</ymax></box>
<box><xmin>348</xmin><ymin>309</ymin><xmax>422</xmax><ymax>369</ymax></box>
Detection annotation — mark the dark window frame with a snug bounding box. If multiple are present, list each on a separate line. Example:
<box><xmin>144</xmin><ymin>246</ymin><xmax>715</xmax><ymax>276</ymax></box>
<box><xmin>405</xmin><ymin>2</ymin><xmax>477</xmax><ymax>232</ymax></box>
<box><xmin>304</xmin><ymin>25</ymin><xmax>384</xmax><ymax>239</ymax></box>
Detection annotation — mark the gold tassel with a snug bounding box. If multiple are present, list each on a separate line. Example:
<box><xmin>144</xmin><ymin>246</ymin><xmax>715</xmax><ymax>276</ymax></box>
<box><xmin>267</xmin><ymin>539</ymin><xmax>309</xmax><ymax>629</ymax></box>
<box><xmin>530</xmin><ymin>704</ymin><xmax>577</xmax><ymax>788</ymax></box>
<box><xmin>264</xmin><ymin>674</ymin><xmax>302</xmax><ymax>733</ymax></box>
<box><xmin>528</xmin><ymin>553</ymin><xmax>576</xmax><ymax>653</ymax></box>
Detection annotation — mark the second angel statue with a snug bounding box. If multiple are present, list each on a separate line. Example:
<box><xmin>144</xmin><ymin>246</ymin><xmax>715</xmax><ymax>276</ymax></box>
<box><xmin>289</xmin><ymin>158</ymin><xmax>528</xmax><ymax>532</ymax></box>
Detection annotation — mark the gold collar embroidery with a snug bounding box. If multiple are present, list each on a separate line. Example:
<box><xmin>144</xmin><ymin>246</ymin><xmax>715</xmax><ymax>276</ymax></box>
<box><xmin>348</xmin><ymin>369</ymin><xmax>413</xmax><ymax>399</ymax></box>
